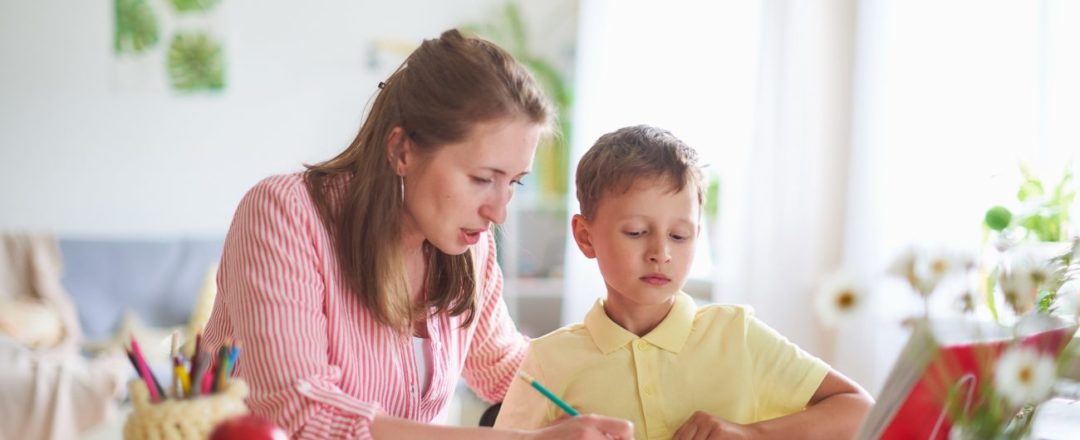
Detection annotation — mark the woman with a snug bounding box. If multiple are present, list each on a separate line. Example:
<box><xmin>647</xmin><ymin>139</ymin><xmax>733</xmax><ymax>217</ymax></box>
<box><xmin>202</xmin><ymin>29</ymin><xmax>633</xmax><ymax>439</ymax></box>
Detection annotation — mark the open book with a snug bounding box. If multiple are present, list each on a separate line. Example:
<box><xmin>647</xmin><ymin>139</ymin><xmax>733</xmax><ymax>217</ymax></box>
<box><xmin>854</xmin><ymin>314</ymin><xmax>1078</xmax><ymax>440</ymax></box>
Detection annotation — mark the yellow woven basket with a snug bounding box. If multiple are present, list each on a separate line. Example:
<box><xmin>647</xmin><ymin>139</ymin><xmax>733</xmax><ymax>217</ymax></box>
<box><xmin>123</xmin><ymin>379</ymin><xmax>249</xmax><ymax>440</ymax></box>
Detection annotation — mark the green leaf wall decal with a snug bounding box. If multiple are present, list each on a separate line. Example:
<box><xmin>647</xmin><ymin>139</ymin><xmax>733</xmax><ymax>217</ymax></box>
<box><xmin>167</xmin><ymin>32</ymin><xmax>225</xmax><ymax>92</ymax></box>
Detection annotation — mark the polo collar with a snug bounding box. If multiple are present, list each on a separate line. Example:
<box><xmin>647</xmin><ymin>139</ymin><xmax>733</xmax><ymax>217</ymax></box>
<box><xmin>585</xmin><ymin>292</ymin><xmax>696</xmax><ymax>355</ymax></box>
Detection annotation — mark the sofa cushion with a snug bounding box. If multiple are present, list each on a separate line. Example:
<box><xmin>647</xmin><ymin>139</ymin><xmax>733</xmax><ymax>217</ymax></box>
<box><xmin>58</xmin><ymin>238</ymin><xmax>224</xmax><ymax>342</ymax></box>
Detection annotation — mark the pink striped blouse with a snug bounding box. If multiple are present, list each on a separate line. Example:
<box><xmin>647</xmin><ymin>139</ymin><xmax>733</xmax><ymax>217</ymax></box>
<box><xmin>203</xmin><ymin>173</ymin><xmax>529</xmax><ymax>439</ymax></box>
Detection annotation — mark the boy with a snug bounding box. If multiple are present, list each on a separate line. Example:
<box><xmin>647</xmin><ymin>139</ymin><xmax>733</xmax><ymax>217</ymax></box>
<box><xmin>495</xmin><ymin>126</ymin><xmax>872</xmax><ymax>439</ymax></box>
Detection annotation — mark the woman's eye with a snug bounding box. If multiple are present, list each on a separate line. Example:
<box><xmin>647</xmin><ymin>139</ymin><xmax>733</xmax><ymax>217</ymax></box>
<box><xmin>510</xmin><ymin>179</ymin><xmax>524</xmax><ymax>187</ymax></box>
<box><xmin>471</xmin><ymin>176</ymin><xmax>494</xmax><ymax>184</ymax></box>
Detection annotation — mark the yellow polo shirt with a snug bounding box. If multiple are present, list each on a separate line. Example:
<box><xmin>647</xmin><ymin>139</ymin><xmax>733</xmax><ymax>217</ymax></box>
<box><xmin>494</xmin><ymin>292</ymin><xmax>829</xmax><ymax>440</ymax></box>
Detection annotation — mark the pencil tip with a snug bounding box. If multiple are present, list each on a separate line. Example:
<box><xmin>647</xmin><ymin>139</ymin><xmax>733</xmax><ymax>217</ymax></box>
<box><xmin>516</xmin><ymin>370</ymin><xmax>535</xmax><ymax>383</ymax></box>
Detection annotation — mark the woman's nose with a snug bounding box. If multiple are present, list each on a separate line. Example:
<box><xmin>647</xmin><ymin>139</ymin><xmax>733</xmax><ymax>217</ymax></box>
<box><xmin>479</xmin><ymin>198</ymin><xmax>508</xmax><ymax>225</ymax></box>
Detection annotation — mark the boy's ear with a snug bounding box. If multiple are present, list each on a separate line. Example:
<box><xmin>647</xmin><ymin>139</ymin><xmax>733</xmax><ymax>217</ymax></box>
<box><xmin>386</xmin><ymin>126</ymin><xmax>412</xmax><ymax>175</ymax></box>
<box><xmin>571</xmin><ymin>214</ymin><xmax>597</xmax><ymax>259</ymax></box>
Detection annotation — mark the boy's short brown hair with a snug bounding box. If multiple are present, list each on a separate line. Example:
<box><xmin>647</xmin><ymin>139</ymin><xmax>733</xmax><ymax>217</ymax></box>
<box><xmin>575</xmin><ymin>125</ymin><xmax>704</xmax><ymax>219</ymax></box>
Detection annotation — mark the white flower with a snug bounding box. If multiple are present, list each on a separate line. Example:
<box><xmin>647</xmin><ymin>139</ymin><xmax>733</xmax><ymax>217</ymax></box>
<box><xmin>993</xmin><ymin>345</ymin><xmax>1057</xmax><ymax>407</ymax></box>
<box><xmin>887</xmin><ymin>246</ymin><xmax>975</xmax><ymax>299</ymax></box>
<box><xmin>955</xmin><ymin>289</ymin><xmax>977</xmax><ymax>314</ymax></box>
<box><xmin>886</xmin><ymin>247</ymin><xmax>917</xmax><ymax>285</ymax></box>
<box><xmin>999</xmin><ymin>249</ymin><xmax>1065</xmax><ymax>315</ymax></box>
<box><xmin>910</xmin><ymin>246</ymin><xmax>975</xmax><ymax>296</ymax></box>
<box><xmin>814</xmin><ymin>271</ymin><xmax>865</xmax><ymax>328</ymax></box>
<box><xmin>999</xmin><ymin>263</ymin><xmax>1036</xmax><ymax>315</ymax></box>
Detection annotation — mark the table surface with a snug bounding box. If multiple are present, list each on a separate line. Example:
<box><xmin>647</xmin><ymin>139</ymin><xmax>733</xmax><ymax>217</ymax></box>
<box><xmin>83</xmin><ymin>384</ymin><xmax>1080</xmax><ymax>439</ymax></box>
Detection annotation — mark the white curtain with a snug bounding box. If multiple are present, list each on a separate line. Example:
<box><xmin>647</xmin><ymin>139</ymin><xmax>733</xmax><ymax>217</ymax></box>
<box><xmin>717</xmin><ymin>0</ymin><xmax>857</xmax><ymax>369</ymax></box>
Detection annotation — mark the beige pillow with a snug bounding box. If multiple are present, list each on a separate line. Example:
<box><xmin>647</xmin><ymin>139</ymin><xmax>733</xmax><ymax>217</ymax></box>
<box><xmin>0</xmin><ymin>298</ymin><xmax>65</xmax><ymax>349</ymax></box>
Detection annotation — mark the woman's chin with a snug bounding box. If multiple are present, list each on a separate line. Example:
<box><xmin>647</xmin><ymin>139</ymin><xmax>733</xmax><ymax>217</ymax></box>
<box><xmin>428</xmin><ymin>239</ymin><xmax>470</xmax><ymax>256</ymax></box>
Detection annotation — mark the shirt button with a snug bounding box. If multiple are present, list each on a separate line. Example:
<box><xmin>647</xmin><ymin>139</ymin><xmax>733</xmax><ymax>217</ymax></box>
<box><xmin>635</xmin><ymin>340</ymin><xmax>650</xmax><ymax>351</ymax></box>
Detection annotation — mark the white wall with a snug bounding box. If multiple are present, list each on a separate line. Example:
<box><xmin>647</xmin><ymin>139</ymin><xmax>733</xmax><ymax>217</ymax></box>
<box><xmin>0</xmin><ymin>0</ymin><xmax>577</xmax><ymax>238</ymax></box>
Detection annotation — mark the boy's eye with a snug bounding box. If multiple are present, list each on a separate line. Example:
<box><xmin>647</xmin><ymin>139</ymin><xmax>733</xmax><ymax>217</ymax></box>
<box><xmin>670</xmin><ymin>234</ymin><xmax>687</xmax><ymax>241</ymax></box>
<box><xmin>623</xmin><ymin>231</ymin><xmax>645</xmax><ymax>238</ymax></box>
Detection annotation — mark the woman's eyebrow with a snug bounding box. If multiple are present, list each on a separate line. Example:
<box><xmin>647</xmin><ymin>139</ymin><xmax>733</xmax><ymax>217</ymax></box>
<box><xmin>481</xmin><ymin>167</ymin><xmax>531</xmax><ymax>177</ymax></box>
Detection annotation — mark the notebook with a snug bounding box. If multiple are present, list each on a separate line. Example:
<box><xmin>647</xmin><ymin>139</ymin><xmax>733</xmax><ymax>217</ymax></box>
<box><xmin>854</xmin><ymin>314</ymin><xmax>1078</xmax><ymax>440</ymax></box>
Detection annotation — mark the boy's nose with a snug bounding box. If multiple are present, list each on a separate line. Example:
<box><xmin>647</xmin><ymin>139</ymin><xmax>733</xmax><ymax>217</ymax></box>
<box><xmin>647</xmin><ymin>240</ymin><xmax>671</xmax><ymax>263</ymax></box>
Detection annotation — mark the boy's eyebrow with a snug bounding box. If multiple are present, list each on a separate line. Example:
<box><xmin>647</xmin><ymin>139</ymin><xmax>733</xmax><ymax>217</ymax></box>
<box><xmin>620</xmin><ymin>215</ymin><xmax>697</xmax><ymax>226</ymax></box>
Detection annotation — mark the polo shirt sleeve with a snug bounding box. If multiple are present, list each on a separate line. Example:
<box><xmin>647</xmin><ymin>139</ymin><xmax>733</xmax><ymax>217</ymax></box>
<box><xmin>743</xmin><ymin>309</ymin><xmax>829</xmax><ymax>420</ymax></box>
<box><xmin>492</xmin><ymin>346</ymin><xmax>554</xmax><ymax>431</ymax></box>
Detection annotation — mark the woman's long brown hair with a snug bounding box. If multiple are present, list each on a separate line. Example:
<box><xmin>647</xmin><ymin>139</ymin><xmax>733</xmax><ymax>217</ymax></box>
<box><xmin>304</xmin><ymin>29</ymin><xmax>552</xmax><ymax>335</ymax></box>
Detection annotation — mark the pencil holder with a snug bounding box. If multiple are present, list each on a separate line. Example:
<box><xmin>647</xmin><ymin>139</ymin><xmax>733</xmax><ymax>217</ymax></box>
<box><xmin>122</xmin><ymin>378</ymin><xmax>249</xmax><ymax>440</ymax></box>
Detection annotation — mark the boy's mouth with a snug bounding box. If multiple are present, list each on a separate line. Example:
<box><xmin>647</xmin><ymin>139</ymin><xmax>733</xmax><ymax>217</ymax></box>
<box><xmin>640</xmin><ymin>274</ymin><xmax>671</xmax><ymax>286</ymax></box>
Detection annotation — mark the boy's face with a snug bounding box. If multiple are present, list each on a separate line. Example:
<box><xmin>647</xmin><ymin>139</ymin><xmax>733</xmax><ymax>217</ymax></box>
<box><xmin>572</xmin><ymin>177</ymin><xmax>700</xmax><ymax>307</ymax></box>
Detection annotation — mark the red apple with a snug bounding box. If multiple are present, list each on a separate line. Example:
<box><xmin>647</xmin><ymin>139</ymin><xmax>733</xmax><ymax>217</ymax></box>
<box><xmin>209</xmin><ymin>414</ymin><xmax>288</xmax><ymax>440</ymax></box>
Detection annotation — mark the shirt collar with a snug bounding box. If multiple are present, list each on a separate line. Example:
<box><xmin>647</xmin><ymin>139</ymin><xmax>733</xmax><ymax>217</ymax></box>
<box><xmin>585</xmin><ymin>292</ymin><xmax>696</xmax><ymax>355</ymax></box>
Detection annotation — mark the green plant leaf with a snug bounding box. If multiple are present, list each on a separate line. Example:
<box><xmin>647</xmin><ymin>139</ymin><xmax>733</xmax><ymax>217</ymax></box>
<box><xmin>1037</xmin><ymin>289</ymin><xmax>1054</xmax><ymax>312</ymax></box>
<box><xmin>115</xmin><ymin>0</ymin><xmax>159</xmax><ymax>54</ymax></box>
<box><xmin>522</xmin><ymin>58</ymin><xmax>570</xmax><ymax>108</ymax></box>
<box><xmin>705</xmin><ymin>176</ymin><xmax>721</xmax><ymax>219</ymax></box>
<box><xmin>1018</xmin><ymin>181</ymin><xmax>1044</xmax><ymax>202</ymax></box>
<box><xmin>169</xmin><ymin>0</ymin><xmax>220</xmax><ymax>13</ymax></box>
<box><xmin>1017</xmin><ymin>164</ymin><xmax>1045</xmax><ymax>202</ymax></box>
<box><xmin>502</xmin><ymin>2</ymin><xmax>528</xmax><ymax>55</ymax></box>
<box><xmin>167</xmin><ymin>32</ymin><xmax>225</xmax><ymax>92</ymax></box>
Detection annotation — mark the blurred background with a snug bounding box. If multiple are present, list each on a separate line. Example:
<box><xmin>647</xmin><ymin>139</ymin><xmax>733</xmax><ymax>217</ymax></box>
<box><xmin>2</xmin><ymin>0</ymin><xmax>1080</xmax><ymax>435</ymax></box>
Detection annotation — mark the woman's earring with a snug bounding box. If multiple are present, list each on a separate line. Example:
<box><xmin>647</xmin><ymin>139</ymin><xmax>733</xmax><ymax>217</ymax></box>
<box><xmin>399</xmin><ymin>175</ymin><xmax>405</xmax><ymax>205</ymax></box>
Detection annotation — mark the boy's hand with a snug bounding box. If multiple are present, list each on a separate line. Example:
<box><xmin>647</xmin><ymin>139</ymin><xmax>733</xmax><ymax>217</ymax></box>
<box><xmin>529</xmin><ymin>414</ymin><xmax>634</xmax><ymax>440</ymax></box>
<box><xmin>672</xmin><ymin>411</ymin><xmax>754</xmax><ymax>440</ymax></box>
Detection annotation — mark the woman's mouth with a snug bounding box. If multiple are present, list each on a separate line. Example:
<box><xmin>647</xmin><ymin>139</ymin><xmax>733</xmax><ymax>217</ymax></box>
<box><xmin>460</xmin><ymin>228</ymin><xmax>482</xmax><ymax>245</ymax></box>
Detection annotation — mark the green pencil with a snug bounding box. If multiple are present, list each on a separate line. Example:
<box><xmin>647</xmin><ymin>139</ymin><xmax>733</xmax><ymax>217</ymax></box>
<box><xmin>516</xmin><ymin>371</ymin><xmax>580</xmax><ymax>416</ymax></box>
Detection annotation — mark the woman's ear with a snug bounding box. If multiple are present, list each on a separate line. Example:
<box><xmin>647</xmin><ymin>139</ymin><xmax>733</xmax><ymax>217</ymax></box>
<box><xmin>571</xmin><ymin>214</ymin><xmax>597</xmax><ymax>259</ymax></box>
<box><xmin>386</xmin><ymin>127</ymin><xmax>411</xmax><ymax>176</ymax></box>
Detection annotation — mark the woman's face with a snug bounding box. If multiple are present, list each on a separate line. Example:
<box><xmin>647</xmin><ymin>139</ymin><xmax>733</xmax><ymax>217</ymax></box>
<box><xmin>399</xmin><ymin>116</ymin><xmax>541</xmax><ymax>255</ymax></box>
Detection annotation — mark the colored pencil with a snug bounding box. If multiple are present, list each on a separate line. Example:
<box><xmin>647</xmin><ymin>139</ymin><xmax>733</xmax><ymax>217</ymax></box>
<box><xmin>190</xmin><ymin>333</ymin><xmax>202</xmax><ymax>384</ymax></box>
<box><xmin>516</xmin><ymin>371</ymin><xmax>580</xmax><ymax>416</ymax></box>
<box><xmin>125</xmin><ymin>349</ymin><xmax>159</xmax><ymax>402</ymax></box>
<box><xmin>174</xmin><ymin>355</ymin><xmax>191</xmax><ymax>397</ymax></box>
<box><xmin>227</xmin><ymin>341</ymin><xmax>240</xmax><ymax>376</ymax></box>
<box><xmin>215</xmin><ymin>342</ymin><xmax>230</xmax><ymax>392</ymax></box>
<box><xmin>129</xmin><ymin>335</ymin><xmax>166</xmax><ymax>401</ymax></box>
<box><xmin>170</xmin><ymin>332</ymin><xmax>180</xmax><ymax>398</ymax></box>
<box><xmin>190</xmin><ymin>354</ymin><xmax>210</xmax><ymax>397</ymax></box>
